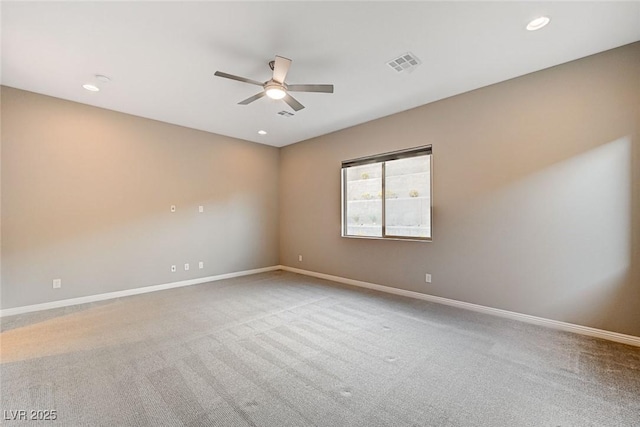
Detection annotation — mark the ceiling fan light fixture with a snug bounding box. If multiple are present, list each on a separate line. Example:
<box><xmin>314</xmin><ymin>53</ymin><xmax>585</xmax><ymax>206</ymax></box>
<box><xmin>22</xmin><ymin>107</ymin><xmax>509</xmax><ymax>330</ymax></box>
<box><xmin>527</xmin><ymin>16</ymin><xmax>550</xmax><ymax>31</ymax></box>
<box><xmin>265</xmin><ymin>84</ymin><xmax>286</xmax><ymax>100</ymax></box>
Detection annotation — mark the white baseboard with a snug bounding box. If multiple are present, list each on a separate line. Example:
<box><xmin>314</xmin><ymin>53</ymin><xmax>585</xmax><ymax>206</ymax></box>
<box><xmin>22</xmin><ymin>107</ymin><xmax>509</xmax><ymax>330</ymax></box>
<box><xmin>5</xmin><ymin>264</ymin><xmax>639</xmax><ymax>348</ymax></box>
<box><xmin>0</xmin><ymin>266</ymin><xmax>280</xmax><ymax>318</ymax></box>
<box><xmin>279</xmin><ymin>265</ymin><xmax>640</xmax><ymax>348</ymax></box>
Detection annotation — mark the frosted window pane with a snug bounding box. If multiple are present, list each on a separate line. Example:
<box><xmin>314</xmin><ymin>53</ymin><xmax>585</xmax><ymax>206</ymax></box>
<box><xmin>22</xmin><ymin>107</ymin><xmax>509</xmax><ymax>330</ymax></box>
<box><xmin>385</xmin><ymin>155</ymin><xmax>431</xmax><ymax>238</ymax></box>
<box><xmin>344</xmin><ymin>164</ymin><xmax>382</xmax><ymax>237</ymax></box>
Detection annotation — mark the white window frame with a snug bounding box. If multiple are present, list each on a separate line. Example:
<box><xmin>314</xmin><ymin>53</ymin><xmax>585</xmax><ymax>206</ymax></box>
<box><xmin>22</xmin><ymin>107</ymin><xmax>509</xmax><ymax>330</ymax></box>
<box><xmin>341</xmin><ymin>145</ymin><xmax>433</xmax><ymax>242</ymax></box>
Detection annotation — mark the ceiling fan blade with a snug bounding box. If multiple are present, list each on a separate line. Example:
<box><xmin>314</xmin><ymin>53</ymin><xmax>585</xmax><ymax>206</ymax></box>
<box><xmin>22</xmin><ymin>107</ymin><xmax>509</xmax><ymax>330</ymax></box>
<box><xmin>272</xmin><ymin>56</ymin><xmax>292</xmax><ymax>84</ymax></box>
<box><xmin>238</xmin><ymin>91</ymin><xmax>266</xmax><ymax>105</ymax></box>
<box><xmin>283</xmin><ymin>93</ymin><xmax>305</xmax><ymax>111</ymax></box>
<box><xmin>287</xmin><ymin>84</ymin><xmax>334</xmax><ymax>93</ymax></box>
<box><xmin>214</xmin><ymin>71</ymin><xmax>263</xmax><ymax>87</ymax></box>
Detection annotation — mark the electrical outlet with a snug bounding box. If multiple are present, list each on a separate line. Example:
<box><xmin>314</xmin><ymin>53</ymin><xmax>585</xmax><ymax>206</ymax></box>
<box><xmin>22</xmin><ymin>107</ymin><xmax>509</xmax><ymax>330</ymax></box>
<box><xmin>184</xmin><ymin>263</ymin><xmax>189</xmax><ymax>271</ymax></box>
<box><xmin>171</xmin><ymin>265</ymin><xmax>177</xmax><ymax>272</ymax></box>
<box><xmin>52</xmin><ymin>279</ymin><xmax>62</xmax><ymax>289</ymax></box>
<box><xmin>170</xmin><ymin>205</ymin><xmax>176</xmax><ymax>213</ymax></box>
<box><xmin>298</xmin><ymin>255</ymin><xmax>303</xmax><ymax>262</ymax></box>
<box><xmin>425</xmin><ymin>273</ymin><xmax>432</xmax><ymax>283</ymax></box>
<box><xmin>199</xmin><ymin>261</ymin><xmax>204</xmax><ymax>269</ymax></box>
<box><xmin>198</xmin><ymin>205</ymin><xmax>204</xmax><ymax>213</ymax></box>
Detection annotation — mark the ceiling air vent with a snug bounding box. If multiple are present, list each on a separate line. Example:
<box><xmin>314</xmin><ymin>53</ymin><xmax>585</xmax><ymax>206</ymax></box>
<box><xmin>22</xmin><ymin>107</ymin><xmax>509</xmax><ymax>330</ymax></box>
<box><xmin>387</xmin><ymin>52</ymin><xmax>421</xmax><ymax>74</ymax></box>
<box><xmin>277</xmin><ymin>110</ymin><xmax>294</xmax><ymax>117</ymax></box>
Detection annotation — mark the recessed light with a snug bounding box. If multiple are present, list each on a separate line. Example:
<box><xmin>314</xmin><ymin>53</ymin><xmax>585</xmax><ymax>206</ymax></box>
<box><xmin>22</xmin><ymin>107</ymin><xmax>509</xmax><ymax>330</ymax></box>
<box><xmin>527</xmin><ymin>16</ymin><xmax>550</xmax><ymax>31</ymax></box>
<box><xmin>82</xmin><ymin>84</ymin><xmax>100</xmax><ymax>92</ymax></box>
<box><xmin>258</xmin><ymin>130</ymin><xmax>267</xmax><ymax>135</ymax></box>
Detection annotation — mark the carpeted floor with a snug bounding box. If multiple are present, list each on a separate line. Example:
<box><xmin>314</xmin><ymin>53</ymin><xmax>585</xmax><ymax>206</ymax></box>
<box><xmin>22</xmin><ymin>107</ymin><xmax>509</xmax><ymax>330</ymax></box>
<box><xmin>1</xmin><ymin>271</ymin><xmax>639</xmax><ymax>426</ymax></box>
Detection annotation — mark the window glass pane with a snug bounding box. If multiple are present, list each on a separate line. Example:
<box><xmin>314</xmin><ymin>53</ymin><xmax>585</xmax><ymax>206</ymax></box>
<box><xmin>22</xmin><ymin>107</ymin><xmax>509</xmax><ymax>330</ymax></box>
<box><xmin>384</xmin><ymin>155</ymin><xmax>431</xmax><ymax>238</ymax></box>
<box><xmin>344</xmin><ymin>163</ymin><xmax>382</xmax><ymax>237</ymax></box>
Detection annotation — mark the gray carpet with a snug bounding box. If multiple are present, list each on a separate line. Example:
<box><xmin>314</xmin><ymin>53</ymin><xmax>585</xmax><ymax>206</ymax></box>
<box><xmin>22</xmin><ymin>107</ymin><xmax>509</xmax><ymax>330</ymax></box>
<box><xmin>1</xmin><ymin>271</ymin><xmax>639</xmax><ymax>426</ymax></box>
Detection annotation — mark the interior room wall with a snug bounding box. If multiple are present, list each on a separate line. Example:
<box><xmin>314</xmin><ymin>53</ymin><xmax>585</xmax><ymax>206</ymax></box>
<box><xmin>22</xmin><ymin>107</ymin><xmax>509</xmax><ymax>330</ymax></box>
<box><xmin>1</xmin><ymin>86</ymin><xmax>280</xmax><ymax>309</ymax></box>
<box><xmin>279</xmin><ymin>42</ymin><xmax>640</xmax><ymax>337</ymax></box>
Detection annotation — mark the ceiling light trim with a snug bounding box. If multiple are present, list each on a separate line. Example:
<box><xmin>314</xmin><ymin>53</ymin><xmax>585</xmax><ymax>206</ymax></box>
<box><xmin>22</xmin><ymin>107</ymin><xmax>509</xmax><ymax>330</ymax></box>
<box><xmin>82</xmin><ymin>84</ymin><xmax>100</xmax><ymax>92</ymax></box>
<box><xmin>527</xmin><ymin>16</ymin><xmax>551</xmax><ymax>31</ymax></box>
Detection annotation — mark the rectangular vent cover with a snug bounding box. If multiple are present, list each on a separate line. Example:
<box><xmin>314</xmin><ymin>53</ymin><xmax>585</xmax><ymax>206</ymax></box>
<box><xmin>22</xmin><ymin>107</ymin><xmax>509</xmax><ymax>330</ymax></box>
<box><xmin>387</xmin><ymin>52</ymin><xmax>421</xmax><ymax>73</ymax></box>
<box><xmin>277</xmin><ymin>110</ymin><xmax>294</xmax><ymax>117</ymax></box>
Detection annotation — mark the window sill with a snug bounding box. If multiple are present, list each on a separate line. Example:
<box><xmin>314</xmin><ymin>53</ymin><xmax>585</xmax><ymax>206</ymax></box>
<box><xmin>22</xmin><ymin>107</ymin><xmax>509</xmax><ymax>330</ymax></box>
<box><xmin>341</xmin><ymin>234</ymin><xmax>432</xmax><ymax>243</ymax></box>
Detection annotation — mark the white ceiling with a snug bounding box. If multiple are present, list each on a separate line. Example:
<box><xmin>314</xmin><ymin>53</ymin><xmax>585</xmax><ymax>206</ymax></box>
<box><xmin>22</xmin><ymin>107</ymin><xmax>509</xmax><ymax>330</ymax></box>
<box><xmin>2</xmin><ymin>2</ymin><xmax>639</xmax><ymax>147</ymax></box>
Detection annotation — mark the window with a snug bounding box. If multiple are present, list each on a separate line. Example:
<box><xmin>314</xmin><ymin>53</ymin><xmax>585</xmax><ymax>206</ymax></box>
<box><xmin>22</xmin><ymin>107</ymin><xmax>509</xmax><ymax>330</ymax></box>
<box><xmin>342</xmin><ymin>146</ymin><xmax>432</xmax><ymax>241</ymax></box>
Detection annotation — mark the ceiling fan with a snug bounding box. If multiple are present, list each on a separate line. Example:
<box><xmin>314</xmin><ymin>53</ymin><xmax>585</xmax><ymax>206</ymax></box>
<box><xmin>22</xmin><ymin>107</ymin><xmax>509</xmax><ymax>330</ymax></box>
<box><xmin>214</xmin><ymin>55</ymin><xmax>333</xmax><ymax>112</ymax></box>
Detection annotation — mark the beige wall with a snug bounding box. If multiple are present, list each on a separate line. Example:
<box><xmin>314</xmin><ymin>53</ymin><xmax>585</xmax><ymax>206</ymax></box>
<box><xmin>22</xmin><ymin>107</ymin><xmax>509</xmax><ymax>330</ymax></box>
<box><xmin>2</xmin><ymin>43</ymin><xmax>639</xmax><ymax>337</ymax></box>
<box><xmin>280</xmin><ymin>43</ymin><xmax>640</xmax><ymax>336</ymax></box>
<box><xmin>1</xmin><ymin>87</ymin><xmax>279</xmax><ymax>309</ymax></box>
